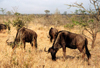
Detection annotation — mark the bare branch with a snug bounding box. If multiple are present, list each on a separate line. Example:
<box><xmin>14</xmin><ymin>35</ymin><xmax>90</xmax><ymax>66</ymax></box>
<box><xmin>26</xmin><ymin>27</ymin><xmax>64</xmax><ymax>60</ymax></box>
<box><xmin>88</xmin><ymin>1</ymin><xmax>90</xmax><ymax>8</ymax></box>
<box><xmin>65</xmin><ymin>4</ymin><xmax>81</xmax><ymax>9</ymax></box>
<box><xmin>82</xmin><ymin>29</ymin><xmax>92</xmax><ymax>41</ymax></box>
<box><xmin>66</xmin><ymin>2</ymin><xmax>91</xmax><ymax>14</ymax></box>
<box><xmin>12</xmin><ymin>6</ymin><xmax>18</xmax><ymax>14</ymax></box>
<box><xmin>90</xmin><ymin>0</ymin><xmax>94</xmax><ymax>5</ymax></box>
<box><xmin>90</xmin><ymin>0</ymin><xmax>99</xmax><ymax>12</ymax></box>
<box><xmin>84</xmin><ymin>28</ymin><xmax>93</xmax><ymax>35</ymax></box>
<box><xmin>66</xmin><ymin>0</ymin><xmax>100</xmax><ymax>48</ymax></box>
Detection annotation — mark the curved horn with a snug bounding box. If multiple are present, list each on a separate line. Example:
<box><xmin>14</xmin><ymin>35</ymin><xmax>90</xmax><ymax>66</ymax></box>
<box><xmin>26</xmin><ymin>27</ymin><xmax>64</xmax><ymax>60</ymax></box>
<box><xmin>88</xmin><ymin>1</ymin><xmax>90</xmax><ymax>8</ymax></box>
<box><xmin>6</xmin><ymin>39</ymin><xmax>11</xmax><ymax>45</ymax></box>
<box><xmin>6</xmin><ymin>39</ymin><xmax>9</xmax><ymax>43</ymax></box>
<box><xmin>44</xmin><ymin>47</ymin><xmax>48</xmax><ymax>52</ymax></box>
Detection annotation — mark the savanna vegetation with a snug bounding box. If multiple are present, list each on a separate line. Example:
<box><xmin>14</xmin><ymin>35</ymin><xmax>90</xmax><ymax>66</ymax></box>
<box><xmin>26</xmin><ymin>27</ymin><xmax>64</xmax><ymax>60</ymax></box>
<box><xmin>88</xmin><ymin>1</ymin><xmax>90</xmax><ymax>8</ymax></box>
<box><xmin>0</xmin><ymin>0</ymin><xmax>100</xmax><ymax>68</ymax></box>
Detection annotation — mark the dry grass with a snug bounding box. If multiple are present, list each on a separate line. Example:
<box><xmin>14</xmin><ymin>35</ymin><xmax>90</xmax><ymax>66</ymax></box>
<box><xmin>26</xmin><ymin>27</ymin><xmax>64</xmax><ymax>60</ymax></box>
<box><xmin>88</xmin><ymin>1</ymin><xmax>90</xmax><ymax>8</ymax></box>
<box><xmin>0</xmin><ymin>15</ymin><xmax>100</xmax><ymax>68</ymax></box>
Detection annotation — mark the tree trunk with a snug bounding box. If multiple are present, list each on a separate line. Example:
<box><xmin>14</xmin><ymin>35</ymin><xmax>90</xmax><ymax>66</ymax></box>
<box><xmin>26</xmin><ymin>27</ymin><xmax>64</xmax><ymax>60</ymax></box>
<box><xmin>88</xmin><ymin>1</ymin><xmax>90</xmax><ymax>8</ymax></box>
<box><xmin>91</xmin><ymin>33</ymin><xmax>96</xmax><ymax>48</ymax></box>
<box><xmin>91</xmin><ymin>40</ymin><xmax>95</xmax><ymax>48</ymax></box>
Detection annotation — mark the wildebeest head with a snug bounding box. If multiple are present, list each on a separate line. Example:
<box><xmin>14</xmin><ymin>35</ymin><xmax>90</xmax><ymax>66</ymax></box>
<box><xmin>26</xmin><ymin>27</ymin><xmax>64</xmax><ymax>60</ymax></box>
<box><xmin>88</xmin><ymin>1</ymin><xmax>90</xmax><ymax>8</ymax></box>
<box><xmin>48</xmin><ymin>27</ymin><xmax>58</xmax><ymax>42</ymax></box>
<box><xmin>44</xmin><ymin>47</ymin><xmax>58</xmax><ymax>60</ymax></box>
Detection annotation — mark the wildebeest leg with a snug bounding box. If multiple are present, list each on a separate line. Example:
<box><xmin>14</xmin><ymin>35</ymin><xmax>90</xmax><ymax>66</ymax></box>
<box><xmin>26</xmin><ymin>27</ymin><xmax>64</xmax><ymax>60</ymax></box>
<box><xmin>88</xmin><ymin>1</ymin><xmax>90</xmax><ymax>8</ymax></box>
<box><xmin>77</xmin><ymin>47</ymin><xmax>84</xmax><ymax>59</ymax></box>
<box><xmin>82</xmin><ymin>47</ymin><xmax>86</xmax><ymax>59</ymax></box>
<box><xmin>24</xmin><ymin>43</ymin><xmax>26</xmax><ymax>50</ymax></box>
<box><xmin>22</xmin><ymin>40</ymin><xmax>26</xmax><ymax>50</ymax></box>
<box><xmin>31</xmin><ymin>42</ymin><xmax>33</xmax><ymax>48</ymax></box>
<box><xmin>31</xmin><ymin>39</ymin><xmax>37</xmax><ymax>51</ymax></box>
<box><xmin>62</xmin><ymin>46</ymin><xmax>66</xmax><ymax>61</ymax></box>
<box><xmin>82</xmin><ymin>53</ymin><xmax>85</xmax><ymax>59</ymax></box>
<box><xmin>31</xmin><ymin>41</ymin><xmax>34</xmax><ymax>50</ymax></box>
<box><xmin>34</xmin><ymin>38</ymin><xmax>37</xmax><ymax>49</ymax></box>
<box><xmin>78</xmin><ymin>46</ymin><xmax>86</xmax><ymax>63</ymax></box>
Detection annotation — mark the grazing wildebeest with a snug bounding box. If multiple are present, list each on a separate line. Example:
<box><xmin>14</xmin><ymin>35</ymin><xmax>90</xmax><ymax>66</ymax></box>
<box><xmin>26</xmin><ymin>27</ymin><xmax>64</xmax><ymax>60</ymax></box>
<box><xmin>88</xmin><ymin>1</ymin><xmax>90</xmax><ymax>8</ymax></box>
<box><xmin>45</xmin><ymin>30</ymin><xmax>91</xmax><ymax>65</ymax></box>
<box><xmin>0</xmin><ymin>24</ymin><xmax>10</xmax><ymax>32</ymax></box>
<box><xmin>12</xmin><ymin>27</ymin><xmax>37</xmax><ymax>50</ymax></box>
<box><xmin>48</xmin><ymin>27</ymin><xmax>58</xmax><ymax>42</ymax></box>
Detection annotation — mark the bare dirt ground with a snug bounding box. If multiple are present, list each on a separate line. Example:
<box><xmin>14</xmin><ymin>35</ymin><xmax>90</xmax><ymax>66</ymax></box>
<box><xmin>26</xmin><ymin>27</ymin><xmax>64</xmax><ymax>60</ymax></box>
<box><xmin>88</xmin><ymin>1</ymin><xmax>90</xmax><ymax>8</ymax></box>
<box><xmin>0</xmin><ymin>23</ymin><xmax>100</xmax><ymax>68</ymax></box>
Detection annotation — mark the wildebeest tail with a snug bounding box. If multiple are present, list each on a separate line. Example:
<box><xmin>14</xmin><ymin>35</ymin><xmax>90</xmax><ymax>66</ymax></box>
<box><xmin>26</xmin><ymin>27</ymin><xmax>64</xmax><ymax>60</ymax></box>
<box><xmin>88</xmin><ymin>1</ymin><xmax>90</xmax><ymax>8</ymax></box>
<box><xmin>35</xmin><ymin>34</ymin><xmax>37</xmax><ymax>48</ymax></box>
<box><xmin>85</xmin><ymin>39</ymin><xmax>91</xmax><ymax>59</ymax></box>
<box><xmin>35</xmin><ymin>39</ymin><xmax>37</xmax><ymax>48</ymax></box>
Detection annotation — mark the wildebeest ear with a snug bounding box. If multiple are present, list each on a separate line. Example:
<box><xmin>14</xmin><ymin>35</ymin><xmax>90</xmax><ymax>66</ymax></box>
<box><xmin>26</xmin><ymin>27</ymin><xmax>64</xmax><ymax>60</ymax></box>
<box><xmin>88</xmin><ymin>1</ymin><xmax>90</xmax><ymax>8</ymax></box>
<box><xmin>48</xmin><ymin>48</ymin><xmax>51</xmax><ymax>53</ymax></box>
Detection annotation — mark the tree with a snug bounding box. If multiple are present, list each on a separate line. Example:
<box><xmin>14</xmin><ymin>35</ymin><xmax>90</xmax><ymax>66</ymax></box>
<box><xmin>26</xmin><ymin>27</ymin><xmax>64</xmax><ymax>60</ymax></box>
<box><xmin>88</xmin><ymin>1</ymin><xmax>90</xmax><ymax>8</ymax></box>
<box><xmin>79</xmin><ymin>9</ymin><xmax>86</xmax><ymax>14</ymax></box>
<box><xmin>63</xmin><ymin>11</ymin><xmax>67</xmax><ymax>15</ymax></box>
<box><xmin>12</xmin><ymin>17</ymin><xmax>25</xmax><ymax>30</ymax></box>
<box><xmin>0</xmin><ymin>8</ymin><xmax>6</xmax><ymax>21</ymax></box>
<box><xmin>66</xmin><ymin>0</ymin><xmax>100</xmax><ymax>48</ymax></box>
<box><xmin>0</xmin><ymin>8</ymin><xmax>6</xmax><ymax>15</ymax></box>
<box><xmin>55</xmin><ymin>8</ymin><xmax>60</xmax><ymax>14</ymax></box>
<box><xmin>75</xmin><ymin>9</ymin><xmax>79</xmax><ymax>14</ymax></box>
<box><xmin>14</xmin><ymin>12</ymin><xmax>20</xmax><ymax>15</ymax></box>
<box><xmin>6</xmin><ymin>11</ymin><xmax>12</xmax><ymax>15</ymax></box>
<box><xmin>44</xmin><ymin>10</ymin><xmax>50</xmax><ymax>14</ymax></box>
<box><xmin>12</xmin><ymin>6</ymin><xmax>18</xmax><ymax>15</ymax></box>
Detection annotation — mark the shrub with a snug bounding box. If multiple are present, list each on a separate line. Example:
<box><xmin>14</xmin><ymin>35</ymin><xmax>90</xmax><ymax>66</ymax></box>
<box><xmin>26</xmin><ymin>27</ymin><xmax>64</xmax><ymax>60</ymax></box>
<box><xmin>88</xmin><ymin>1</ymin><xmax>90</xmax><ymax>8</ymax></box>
<box><xmin>12</xmin><ymin>17</ymin><xmax>25</xmax><ymax>30</ymax></box>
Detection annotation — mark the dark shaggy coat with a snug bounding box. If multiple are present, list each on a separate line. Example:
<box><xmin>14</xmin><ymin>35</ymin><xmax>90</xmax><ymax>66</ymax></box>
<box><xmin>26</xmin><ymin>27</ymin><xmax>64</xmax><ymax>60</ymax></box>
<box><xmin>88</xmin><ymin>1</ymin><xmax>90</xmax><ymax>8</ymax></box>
<box><xmin>47</xmin><ymin>30</ymin><xmax>91</xmax><ymax>65</ymax></box>
<box><xmin>12</xmin><ymin>27</ymin><xmax>37</xmax><ymax>49</ymax></box>
<box><xmin>49</xmin><ymin>27</ymin><xmax>58</xmax><ymax>42</ymax></box>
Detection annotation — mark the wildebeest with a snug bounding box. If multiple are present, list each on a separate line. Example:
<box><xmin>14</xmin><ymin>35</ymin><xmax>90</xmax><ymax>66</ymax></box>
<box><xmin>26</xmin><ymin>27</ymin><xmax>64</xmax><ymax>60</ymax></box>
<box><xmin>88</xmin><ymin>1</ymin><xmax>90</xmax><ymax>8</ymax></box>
<box><xmin>45</xmin><ymin>30</ymin><xmax>91</xmax><ymax>65</ymax></box>
<box><xmin>48</xmin><ymin>27</ymin><xmax>58</xmax><ymax>42</ymax></box>
<box><xmin>0</xmin><ymin>24</ymin><xmax>10</xmax><ymax>32</ymax></box>
<box><xmin>12</xmin><ymin>27</ymin><xmax>37</xmax><ymax>50</ymax></box>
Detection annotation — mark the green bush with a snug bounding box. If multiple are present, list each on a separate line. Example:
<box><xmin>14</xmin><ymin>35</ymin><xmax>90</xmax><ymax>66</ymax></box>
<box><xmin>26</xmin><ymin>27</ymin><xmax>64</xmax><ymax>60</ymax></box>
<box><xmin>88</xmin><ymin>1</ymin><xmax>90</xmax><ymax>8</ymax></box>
<box><xmin>12</xmin><ymin>17</ymin><xmax>25</xmax><ymax>30</ymax></box>
<box><xmin>14</xmin><ymin>12</ymin><xmax>20</xmax><ymax>16</ymax></box>
<box><xmin>64</xmin><ymin>24</ymin><xmax>74</xmax><ymax>28</ymax></box>
<box><xmin>4</xmin><ymin>20</ymin><xmax>11</xmax><ymax>30</ymax></box>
